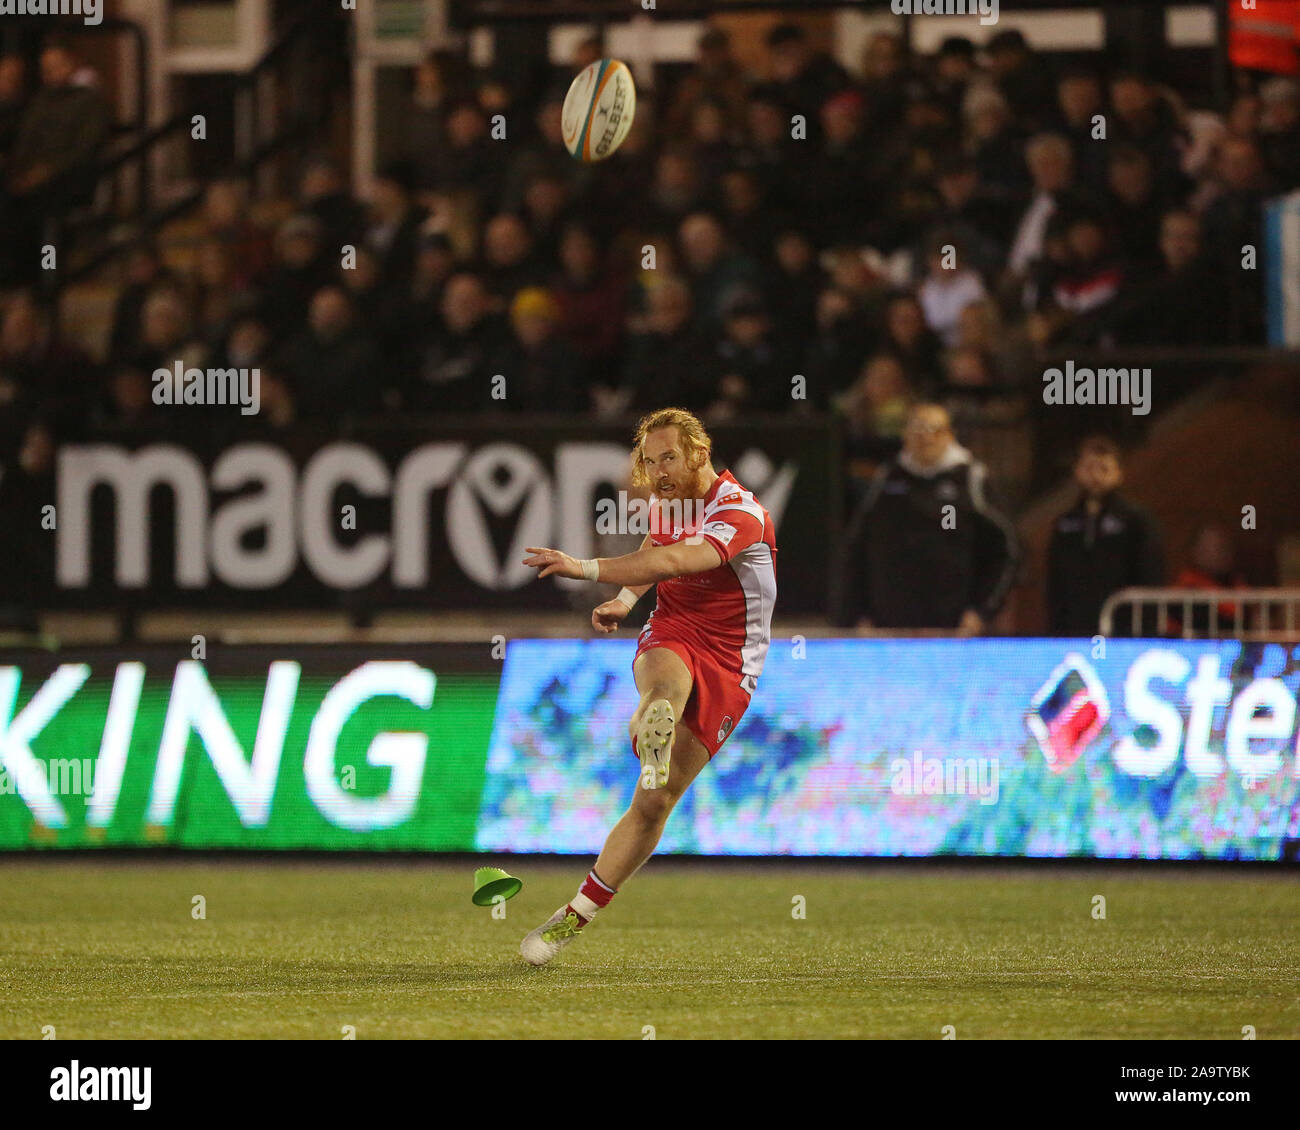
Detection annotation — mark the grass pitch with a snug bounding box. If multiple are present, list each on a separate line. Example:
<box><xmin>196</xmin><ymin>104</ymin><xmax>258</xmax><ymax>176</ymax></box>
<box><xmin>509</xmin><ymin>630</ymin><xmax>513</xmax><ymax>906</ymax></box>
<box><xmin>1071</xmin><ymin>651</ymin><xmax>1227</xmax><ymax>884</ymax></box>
<box><xmin>1</xmin><ymin>859</ymin><xmax>1296</xmax><ymax>1039</ymax></box>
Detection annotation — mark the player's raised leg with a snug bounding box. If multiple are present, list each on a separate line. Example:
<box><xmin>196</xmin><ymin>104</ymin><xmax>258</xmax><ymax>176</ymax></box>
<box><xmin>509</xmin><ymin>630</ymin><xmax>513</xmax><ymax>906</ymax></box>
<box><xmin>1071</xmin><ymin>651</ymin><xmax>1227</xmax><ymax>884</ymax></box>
<box><xmin>519</xmin><ymin>648</ymin><xmax>707</xmax><ymax>966</ymax></box>
<box><xmin>629</xmin><ymin>645</ymin><xmax>693</xmax><ymax>790</ymax></box>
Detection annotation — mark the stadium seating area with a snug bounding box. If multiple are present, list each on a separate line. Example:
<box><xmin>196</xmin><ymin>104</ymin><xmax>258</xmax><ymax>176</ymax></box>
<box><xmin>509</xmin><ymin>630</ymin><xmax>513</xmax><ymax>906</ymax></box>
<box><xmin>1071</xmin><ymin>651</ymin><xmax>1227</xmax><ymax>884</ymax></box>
<box><xmin>1</xmin><ymin>14</ymin><xmax>1298</xmax><ymax>635</ymax></box>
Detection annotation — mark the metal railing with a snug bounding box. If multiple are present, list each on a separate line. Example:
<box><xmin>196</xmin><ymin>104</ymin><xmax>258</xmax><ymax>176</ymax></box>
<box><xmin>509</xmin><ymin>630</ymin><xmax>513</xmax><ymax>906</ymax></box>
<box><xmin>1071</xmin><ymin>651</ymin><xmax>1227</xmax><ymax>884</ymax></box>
<box><xmin>1100</xmin><ymin>587</ymin><xmax>1300</xmax><ymax>641</ymax></box>
<box><xmin>55</xmin><ymin>2</ymin><xmax>349</xmax><ymax>293</ymax></box>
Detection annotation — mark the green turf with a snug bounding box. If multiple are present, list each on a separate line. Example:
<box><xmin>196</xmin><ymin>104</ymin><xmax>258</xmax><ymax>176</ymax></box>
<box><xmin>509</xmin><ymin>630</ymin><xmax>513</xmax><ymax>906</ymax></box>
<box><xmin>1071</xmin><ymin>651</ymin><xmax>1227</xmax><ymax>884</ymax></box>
<box><xmin>1</xmin><ymin>860</ymin><xmax>1296</xmax><ymax>1039</ymax></box>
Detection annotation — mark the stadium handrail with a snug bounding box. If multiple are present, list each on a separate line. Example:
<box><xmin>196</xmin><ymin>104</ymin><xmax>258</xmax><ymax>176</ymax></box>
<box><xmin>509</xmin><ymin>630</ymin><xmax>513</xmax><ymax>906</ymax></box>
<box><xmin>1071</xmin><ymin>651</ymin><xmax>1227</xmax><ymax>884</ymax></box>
<box><xmin>1099</xmin><ymin>587</ymin><xmax>1300</xmax><ymax>641</ymax></box>
<box><xmin>56</xmin><ymin>2</ymin><xmax>349</xmax><ymax>292</ymax></box>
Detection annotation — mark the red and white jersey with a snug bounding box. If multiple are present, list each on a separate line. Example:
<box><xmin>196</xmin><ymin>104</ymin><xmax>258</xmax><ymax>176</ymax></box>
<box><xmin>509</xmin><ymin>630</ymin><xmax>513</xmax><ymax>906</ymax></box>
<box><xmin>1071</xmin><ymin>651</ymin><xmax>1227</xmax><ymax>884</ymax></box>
<box><xmin>644</xmin><ymin>470</ymin><xmax>778</xmax><ymax>685</ymax></box>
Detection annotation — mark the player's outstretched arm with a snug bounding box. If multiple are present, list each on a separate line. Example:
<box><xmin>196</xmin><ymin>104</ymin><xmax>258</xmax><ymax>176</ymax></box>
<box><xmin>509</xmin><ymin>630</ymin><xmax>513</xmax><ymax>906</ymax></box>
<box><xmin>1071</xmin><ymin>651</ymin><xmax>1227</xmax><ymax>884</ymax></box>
<box><xmin>523</xmin><ymin>537</ymin><xmax>723</xmax><ymax>588</ymax></box>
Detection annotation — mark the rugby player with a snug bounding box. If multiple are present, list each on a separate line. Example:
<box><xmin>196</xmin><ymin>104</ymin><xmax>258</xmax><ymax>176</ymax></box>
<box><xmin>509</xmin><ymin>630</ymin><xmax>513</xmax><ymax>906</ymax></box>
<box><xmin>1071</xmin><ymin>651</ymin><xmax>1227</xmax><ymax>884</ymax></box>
<box><xmin>518</xmin><ymin>407</ymin><xmax>777</xmax><ymax>966</ymax></box>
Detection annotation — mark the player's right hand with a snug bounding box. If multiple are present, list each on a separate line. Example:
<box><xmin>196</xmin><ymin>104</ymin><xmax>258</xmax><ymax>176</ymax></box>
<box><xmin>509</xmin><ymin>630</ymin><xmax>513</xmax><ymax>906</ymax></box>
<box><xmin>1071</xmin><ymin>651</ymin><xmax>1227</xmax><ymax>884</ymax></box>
<box><xmin>592</xmin><ymin>600</ymin><xmax>629</xmax><ymax>634</ymax></box>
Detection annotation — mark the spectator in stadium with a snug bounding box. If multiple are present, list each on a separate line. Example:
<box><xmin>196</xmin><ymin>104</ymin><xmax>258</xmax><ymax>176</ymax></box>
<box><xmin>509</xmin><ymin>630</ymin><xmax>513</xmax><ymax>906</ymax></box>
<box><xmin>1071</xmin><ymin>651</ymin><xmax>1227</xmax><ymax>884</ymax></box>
<box><xmin>276</xmin><ymin>285</ymin><xmax>382</xmax><ymax>418</ymax></box>
<box><xmin>962</xmin><ymin>83</ymin><xmax>1029</xmax><ymax>209</ymax></box>
<box><xmin>719</xmin><ymin>168</ymin><xmax>775</xmax><ymax>262</ymax></box>
<box><xmin>956</xmin><ymin>296</ymin><xmax>1035</xmax><ymax>383</ymax></box>
<box><xmin>805</xmin><ymin>88</ymin><xmax>879</xmax><ymax>247</ymax></box>
<box><xmin>491</xmin><ymin>287</ymin><xmax>581</xmax><ymax>414</ymax></box>
<box><xmin>258</xmin><ymin>213</ymin><xmax>333</xmax><ymax>339</ymax></box>
<box><xmin>0</xmin><ymin>416</ymin><xmax>56</xmax><ymax>630</ymax></box>
<box><xmin>520</xmin><ymin>169</ymin><xmax>572</xmax><ymax>265</ymax></box>
<box><xmin>763</xmin><ymin>228</ymin><xmax>822</xmax><ymax>355</ymax></box>
<box><xmin>108</xmin><ymin>242</ymin><xmax>179</xmax><ymax>367</ymax></box>
<box><xmin>1046</xmin><ymin>435</ymin><xmax>1164</xmax><ymax>637</ymax></box>
<box><xmin>920</xmin><ymin>154</ymin><xmax>1009</xmax><ymax>280</ymax></box>
<box><xmin>917</xmin><ymin>234</ymin><xmax>989</xmax><ymax>348</ymax></box>
<box><xmin>644</xmin><ymin>147</ymin><xmax>705</xmax><ymax>236</ymax></box>
<box><xmin>931</xmin><ymin>36</ymin><xmax>979</xmax><ymax>104</ymax></box>
<box><xmin>1170</xmin><ymin>522</ymin><xmax>1251</xmax><ymax>635</ymax></box>
<box><xmin>837</xmin><ymin>402</ymin><xmax>1019</xmax><ymax>633</ymax></box>
<box><xmin>985</xmin><ymin>29</ymin><xmax>1055</xmax><ymax>130</ymax></box>
<box><xmin>200</xmin><ymin>178</ymin><xmax>273</xmax><ymax>290</ymax></box>
<box><xmin>1107</xmin><ymin>209</ymin><xmax>1221</xmax><ymax>346</ymax></box>
<box><xmin>764</xmin><ymin>22</ymin><xmax>849</xmax><ymax>143</ymax></box>
<box><xmin>677</xmin><ymin>211</ymin><xmax>760</xmax><ymax>334</ymax></box>
<box><xmin>99</xmin><ymin>366</ymin><xmax>158</xmax><ymax>429</ymax></box>
<box><xmin>1040</xmin><ymin>211</ymin><xmax>1126</xmax><ymax>345</ymax></box>
<box><xmin>1050</xmin><ymin>67</ymin><xmax>1109</xmax><ymax>192</ymax></box>
<box><xmin>406</xmin><ymin>49</ymin><xmax>474</xmax><ymax>191</ymax></box>
<box><xmin>9</xmin><ymin>39</ymin><xmax>108</xmax><ymax>193</ymax></box>
<box><xmin>735</xmin><ymin>85</ymin><xmax>804</xmax><ymax>219</ymax></box>
<box><xmin>406</xmin><ymin>271</ymin><xmax>504</xmax><ymax>412</ymax></box>
<box><xmin>835</xmin><ymin>352</ymin><xmax>912</xmax><ymax>491</ymax></box>
<box><xmin>879</xmin><ymin>292</ymin><xmax>944</xmax><ymax>395</ymax></box>
<box><xmin>1105</xmin><ymin>145</ymin><xmax>1171</xmax><ymax>275</ymax></box>
<box><xmin>0</xmin><ymin>54</ymin><xmax>26</xmax><ymax>168</ymax></box>
<box><xmin>131</xmin><ymin>286</ymin><xmax>207</xmax><ymax>380</ymax></box>
<box><xmin>209</xmin><ymin>313</ymin><xmax>272</xmax><ymax>377</ymax></box>
<box><xmin>1258</xmin><ymin>77</ymin><xmax>1300</xmax><ymax>190</ymax></box>
<box><xmin>436</xmin><ymin>96</ymin><xmax>508</xmax><ymax>207</ymax></box>
<box><xmin>802</xmin><ymin>284</ymin><xmax>874</xmax><ymax>409</ymax></box>
<box><xmin>616</xmin><ymin>275</ymin><xmax>709</xmax><ymax>415</ymax></box>
<box><xmin>705</xmin><ymin>287</ymin><xmax>797</xmax><ymax>418</ymax></box>
<box><xmin>3</xmin><ymin>40</ymin><xmax>110</xmax><ymax>284</ymax></box>
<box><xmin>1006</xmin><ymin>132</ymin><xmax>1078</xmax><ymax>287</ymax></box>
<box><xmin>299</xmin><ymin>156</ymin><xmax>367</xmax><ymax>261</ymax></box>
<box><xmin>684</xmin><ymin>97</ymin><xmax>738</xmax><ymax>192</ymax></box>
<box><xmin>365</xmin><ymin>161</ymin><xmax>427</xmax><ymax>294</ymax></box>
<box><xmin>479</xmin><ymin>211</ymin><xmax>549</xmax><ymax>303</ymax></box>
<box><xmin>551</xmin><ymin>221</ymin><xmax>624</xmax><ymax>374</ymax></box>
<box><xmin>665</xmin><ymin>28</ymin><xmax>749</xmax><ymax>137</ymax></box>
<box><xmin>1</xmin><ymin>290</ymin><xmax>92</xmax><ymax>422</ymax></box>
<box><xmin>939</xmin><ymin>347</ymin><xmax>1026</xmax><ymax>481</ymax></box>
<box><xmin>386</xmin><ymin>230</ymin><xmax>456</xmax><ymax>357</ymax></box>
<box><xmin>1108</xmin><ymin>71</ymin><xmax>1190</xmax><ymax>202</ymax></box>
<box><xmin>859</xmin><ymin>31</ymin><xmax>915</xmax><ymax>137</ymax></box>
<box><xmin>1199</xmin><ymin>135</ymin><xmax>1272</xmax><ymax>343</ymax></box>
<box><xmin>502</xmin><ymin>89</ymin><xmax>584</xmax><ymax>211</ymax></box>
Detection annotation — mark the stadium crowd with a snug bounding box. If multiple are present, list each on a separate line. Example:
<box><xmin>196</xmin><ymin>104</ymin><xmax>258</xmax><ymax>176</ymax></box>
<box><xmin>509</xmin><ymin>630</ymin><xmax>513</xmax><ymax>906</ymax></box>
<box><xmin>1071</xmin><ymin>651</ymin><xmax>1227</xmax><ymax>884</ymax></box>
<box><xmin>0</xmin><ymin>24</ymin><xmax>1288</xmax><ymax>631</ymax></box>
<box><xmin>2</xmin><ymin>27</ymin><xmax>1293</xmax><ymax>445</ymax></box>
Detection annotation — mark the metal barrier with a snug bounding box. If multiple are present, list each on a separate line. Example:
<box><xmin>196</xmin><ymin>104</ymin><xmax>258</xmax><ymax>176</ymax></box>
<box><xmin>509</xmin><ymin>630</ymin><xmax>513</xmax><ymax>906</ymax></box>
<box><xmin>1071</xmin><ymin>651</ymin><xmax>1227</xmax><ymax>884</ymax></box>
<box><xmin>1099</xmin><ymin>587</ymin><xmax>1300</xmax><ymax>640</ymax></box>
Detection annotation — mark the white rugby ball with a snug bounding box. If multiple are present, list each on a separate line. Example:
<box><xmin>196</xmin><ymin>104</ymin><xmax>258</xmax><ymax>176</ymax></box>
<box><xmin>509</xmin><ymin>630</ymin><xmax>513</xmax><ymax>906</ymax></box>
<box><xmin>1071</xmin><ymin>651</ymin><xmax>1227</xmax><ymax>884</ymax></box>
<box><xmin>561</xmin><ymin>58</ymin><xmax>637</xmax><ymax>163</ymax></box>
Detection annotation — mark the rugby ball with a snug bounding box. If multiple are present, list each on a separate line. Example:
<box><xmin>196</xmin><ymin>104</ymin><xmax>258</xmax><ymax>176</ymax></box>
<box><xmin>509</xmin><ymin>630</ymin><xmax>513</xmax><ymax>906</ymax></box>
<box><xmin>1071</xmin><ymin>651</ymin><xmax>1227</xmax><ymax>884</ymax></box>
<box><xmin>561</xmin><ymin>58</ymin><xmax>637</xmax><ymax>163</ymax></box>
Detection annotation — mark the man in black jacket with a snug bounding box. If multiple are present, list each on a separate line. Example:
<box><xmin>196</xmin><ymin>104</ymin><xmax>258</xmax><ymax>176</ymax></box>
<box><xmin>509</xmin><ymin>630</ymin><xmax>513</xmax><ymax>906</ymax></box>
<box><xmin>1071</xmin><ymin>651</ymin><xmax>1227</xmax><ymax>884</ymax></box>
<box><xmin>839</xmin><ymin>403</ymin><xmax>1019</xmax><ymax>632</ymax></box>
<box><xmin>1046</xmin><ymin>435</ymin><xmax>1164</xmax><ymax>636</ymax></box>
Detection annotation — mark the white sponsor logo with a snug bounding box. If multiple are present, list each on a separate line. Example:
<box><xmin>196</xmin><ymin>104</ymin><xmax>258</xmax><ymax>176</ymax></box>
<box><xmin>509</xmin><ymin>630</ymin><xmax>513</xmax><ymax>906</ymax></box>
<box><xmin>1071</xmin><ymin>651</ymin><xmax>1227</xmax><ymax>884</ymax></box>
<box><xmin>701</xmin><ymin>521</ymin><xmax>737</xmax><ymax>546</ymax></box>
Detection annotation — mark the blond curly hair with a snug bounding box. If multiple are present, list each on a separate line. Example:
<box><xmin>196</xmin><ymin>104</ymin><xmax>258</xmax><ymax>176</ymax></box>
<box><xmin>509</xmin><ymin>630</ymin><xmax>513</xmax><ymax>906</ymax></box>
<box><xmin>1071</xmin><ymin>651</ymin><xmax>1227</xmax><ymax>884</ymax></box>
<box><xmin>630</xmin><ymin>407</ymin><xmax>713</xmax><ymax>489</ymax></box>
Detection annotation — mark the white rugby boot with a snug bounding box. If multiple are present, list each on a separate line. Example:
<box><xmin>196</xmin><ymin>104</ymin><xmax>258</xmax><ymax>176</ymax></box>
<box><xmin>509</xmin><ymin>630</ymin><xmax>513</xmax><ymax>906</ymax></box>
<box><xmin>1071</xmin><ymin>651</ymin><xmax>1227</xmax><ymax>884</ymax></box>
<box><xmin>636</xmin><ymin>698</ymin><xmax>675</xmax><ymax>790</ymax></box>
<box><xmin>520</xmin><ymin>905</ymin><xmax>585</xmax><ymax>967</ymax></box>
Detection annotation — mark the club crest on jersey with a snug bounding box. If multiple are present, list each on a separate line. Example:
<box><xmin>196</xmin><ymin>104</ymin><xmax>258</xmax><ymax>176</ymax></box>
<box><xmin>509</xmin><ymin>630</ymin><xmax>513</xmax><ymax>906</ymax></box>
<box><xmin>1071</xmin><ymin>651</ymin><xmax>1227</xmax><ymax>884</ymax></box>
<box><xmin>717</xmin><ymin>715</ymin><xmax>734</xmax><ymax>743</ymax></box>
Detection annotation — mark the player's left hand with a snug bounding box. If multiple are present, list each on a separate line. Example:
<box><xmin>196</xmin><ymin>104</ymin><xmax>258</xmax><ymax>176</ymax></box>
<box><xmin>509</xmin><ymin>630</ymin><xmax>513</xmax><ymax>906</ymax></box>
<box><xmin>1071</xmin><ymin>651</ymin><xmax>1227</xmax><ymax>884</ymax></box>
<box><xmin>522</xmin><ymin>547</ymin><xmax>583</xmax><ymax>580</ymax></box>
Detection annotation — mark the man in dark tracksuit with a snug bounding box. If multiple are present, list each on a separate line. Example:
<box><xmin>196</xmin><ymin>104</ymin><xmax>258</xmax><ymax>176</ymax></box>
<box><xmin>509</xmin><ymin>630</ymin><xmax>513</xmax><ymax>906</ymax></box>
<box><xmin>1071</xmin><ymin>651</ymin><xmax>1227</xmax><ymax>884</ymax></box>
<box><xmin>838</xmin><ymin>404</ymin><xmax>1020</xmax><ymax>632</ymax></box>
<box><xmin>1047</xmin><ymin>435</ymin><xmax>1164</xmax><ymax>636</ymax></box>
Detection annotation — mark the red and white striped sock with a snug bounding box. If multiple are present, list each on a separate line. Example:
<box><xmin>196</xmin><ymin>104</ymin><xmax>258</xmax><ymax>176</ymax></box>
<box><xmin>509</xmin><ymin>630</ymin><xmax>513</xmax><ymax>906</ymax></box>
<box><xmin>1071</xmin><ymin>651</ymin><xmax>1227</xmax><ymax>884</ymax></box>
<box><xmin>566</xmin><ymin>869</ymin><xmax>617</xmax><ymax>927</ymax></box>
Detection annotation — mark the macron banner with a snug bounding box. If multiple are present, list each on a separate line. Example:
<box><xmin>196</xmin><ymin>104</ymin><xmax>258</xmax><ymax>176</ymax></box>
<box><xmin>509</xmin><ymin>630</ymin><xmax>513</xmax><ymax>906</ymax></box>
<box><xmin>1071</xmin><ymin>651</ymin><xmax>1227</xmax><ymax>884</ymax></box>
<box><xmin>0</xmin><ymin>640</ymin><xmax>1297</xmax><ymax>860</ymax></box>
<box><xmin>31</xmin><ymin>417</ymin><xmax>837</xmax><ymax>614</ymax></box>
